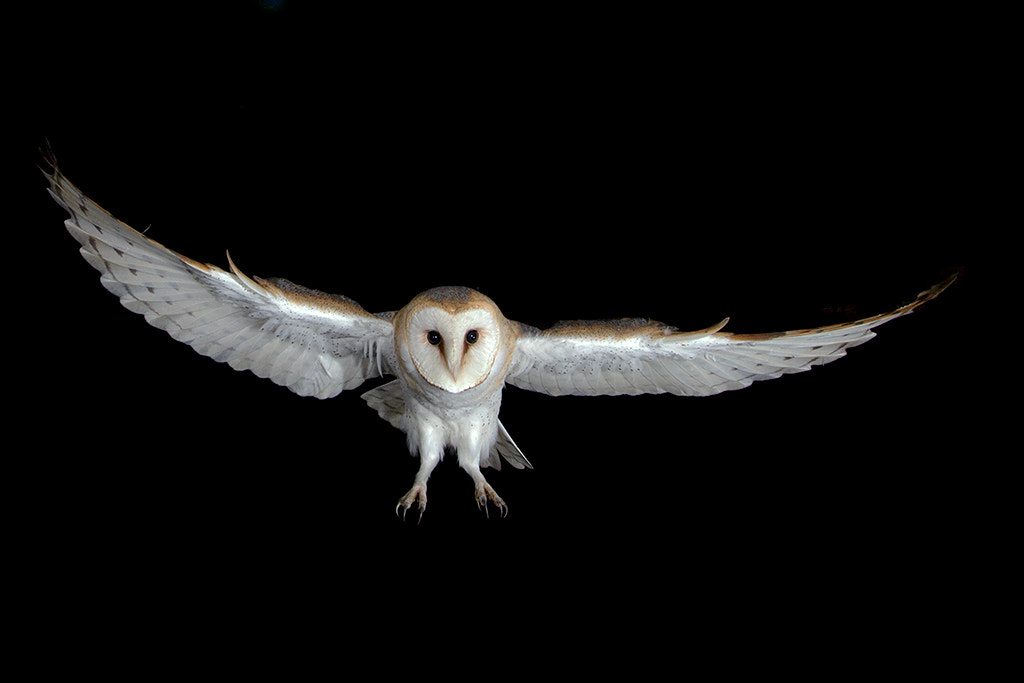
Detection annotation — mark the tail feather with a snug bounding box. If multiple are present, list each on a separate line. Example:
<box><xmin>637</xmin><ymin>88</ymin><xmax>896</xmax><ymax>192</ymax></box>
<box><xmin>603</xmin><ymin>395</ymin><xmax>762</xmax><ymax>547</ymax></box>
<box><xmin>492</xmin><ymin>421</ymin><xmax>533</xmax><ymax>471</ymax></box>
<box><xmin>361</xmin><ymin>379</ymin><xmax>406</xmax><ymax>430</ymax></box>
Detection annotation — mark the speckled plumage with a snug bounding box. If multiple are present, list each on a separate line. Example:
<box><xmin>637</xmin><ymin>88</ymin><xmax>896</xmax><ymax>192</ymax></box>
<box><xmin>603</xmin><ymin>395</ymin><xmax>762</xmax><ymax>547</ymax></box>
<box><xmin>45</xmin><ymin>158</ymin><xmax>956</xmax><ymax>519</ymax></box>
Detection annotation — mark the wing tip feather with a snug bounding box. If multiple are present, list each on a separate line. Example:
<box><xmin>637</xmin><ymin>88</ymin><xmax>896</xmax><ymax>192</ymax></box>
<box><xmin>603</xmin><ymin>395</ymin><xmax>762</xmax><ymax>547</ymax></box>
<box><xmin>722</xmin><ymin>272</ymin><xmax>958</xmax><ymax>342</ymax></box>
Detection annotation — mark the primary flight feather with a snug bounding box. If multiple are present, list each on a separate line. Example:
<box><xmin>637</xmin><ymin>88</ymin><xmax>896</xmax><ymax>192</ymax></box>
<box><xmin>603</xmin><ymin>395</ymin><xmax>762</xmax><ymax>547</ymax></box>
<box><xmin>45</xmin><ymin>160</ymin><xmax>955</xmax><ymax>519</ymax></box>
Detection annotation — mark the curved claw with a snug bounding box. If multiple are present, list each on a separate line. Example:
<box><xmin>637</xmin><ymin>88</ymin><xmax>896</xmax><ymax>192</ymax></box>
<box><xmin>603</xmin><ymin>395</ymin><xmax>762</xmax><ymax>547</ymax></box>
<box><xmin>474</xmin><ymin>482</ymin><xmax>508</xmax><ymax>518</ymax></box>
<box><xmin>396</xmin><ymin>484</ymin><xmax>428</xmax><ymax>524</ymax></box>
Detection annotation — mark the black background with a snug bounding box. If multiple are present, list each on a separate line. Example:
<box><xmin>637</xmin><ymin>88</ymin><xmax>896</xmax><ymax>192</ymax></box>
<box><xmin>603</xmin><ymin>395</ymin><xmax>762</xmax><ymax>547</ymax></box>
<box><xmin>9</xmin><ymin>0</ymin><xmax>999</xmax><ymax>669</ymax></box>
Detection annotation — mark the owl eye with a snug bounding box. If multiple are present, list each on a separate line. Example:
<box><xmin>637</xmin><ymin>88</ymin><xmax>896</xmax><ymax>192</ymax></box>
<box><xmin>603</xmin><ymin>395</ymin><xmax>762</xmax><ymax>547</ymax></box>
<box><xmin>465</xmin><ymin>330</ymin><xmax>479</xmax><ymax>345</ymax></box>
<box><xmin>427</xmin><ymin>330</ymin><xmax>442</xmax><ymax>345</ymax></box>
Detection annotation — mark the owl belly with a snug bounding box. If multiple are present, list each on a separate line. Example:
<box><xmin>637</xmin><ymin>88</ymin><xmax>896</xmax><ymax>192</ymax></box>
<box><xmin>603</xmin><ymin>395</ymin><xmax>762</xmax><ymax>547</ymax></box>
<box><xmin>400</xmin><ymin>385</ymin><xmax>503</xmax><ymax>463</ymax></box>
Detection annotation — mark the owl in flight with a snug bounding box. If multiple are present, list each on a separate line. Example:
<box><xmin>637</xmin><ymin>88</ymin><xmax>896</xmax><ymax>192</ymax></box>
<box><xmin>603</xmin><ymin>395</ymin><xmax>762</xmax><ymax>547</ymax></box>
<box><xmin>45</xmin><ymin>161</ymin><xmax>955</xmax><ymax>520</ymax></box>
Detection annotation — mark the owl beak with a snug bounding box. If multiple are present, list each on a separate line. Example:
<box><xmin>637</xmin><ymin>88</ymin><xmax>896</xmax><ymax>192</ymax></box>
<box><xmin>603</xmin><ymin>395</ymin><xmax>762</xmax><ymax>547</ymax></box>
<box><xmin>445</xmin><ymin>344</ymin><xmax>463</xmax><ymax>382</ymax></box>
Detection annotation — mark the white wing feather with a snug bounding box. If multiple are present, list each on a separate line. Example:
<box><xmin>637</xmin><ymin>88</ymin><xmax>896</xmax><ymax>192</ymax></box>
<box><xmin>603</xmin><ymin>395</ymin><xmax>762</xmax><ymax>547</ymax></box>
<box><xmin>507</xmin><ymin>276</ymin><xmax>954</xmax><ymax>398</ymax></box>
<box><xmin>46</xmin><ymin>164</ymin><xmax>394</xmax><ymax>399</ymax></box>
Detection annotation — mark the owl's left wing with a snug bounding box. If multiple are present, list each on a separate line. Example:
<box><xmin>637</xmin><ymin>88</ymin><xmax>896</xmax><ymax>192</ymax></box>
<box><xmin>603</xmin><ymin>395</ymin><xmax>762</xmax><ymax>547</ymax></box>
<box><xmin>46</xmin><ymin>164</ymin><xmax>394</xmax><ymax>399</ymax></box>
<box><xmin>506</xmin><ymin>276</ymin><xmax>954</xmax><ymax>398</ymax></box>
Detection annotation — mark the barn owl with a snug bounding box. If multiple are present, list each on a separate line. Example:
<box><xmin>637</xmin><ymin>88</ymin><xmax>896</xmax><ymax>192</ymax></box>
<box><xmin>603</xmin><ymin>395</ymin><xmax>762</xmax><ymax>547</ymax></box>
<box><xmin>44</xmin><ymin>162</ymin><xmax>956</xmax><ymax>520</ymax></box>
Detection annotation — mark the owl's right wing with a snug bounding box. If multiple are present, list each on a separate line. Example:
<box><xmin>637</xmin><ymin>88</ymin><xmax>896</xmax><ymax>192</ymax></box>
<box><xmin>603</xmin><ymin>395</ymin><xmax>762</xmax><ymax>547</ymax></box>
<box><xmin>46</xmin><ymin>164</ymin><xmax>394</xmax><ymax>399</ymax></box>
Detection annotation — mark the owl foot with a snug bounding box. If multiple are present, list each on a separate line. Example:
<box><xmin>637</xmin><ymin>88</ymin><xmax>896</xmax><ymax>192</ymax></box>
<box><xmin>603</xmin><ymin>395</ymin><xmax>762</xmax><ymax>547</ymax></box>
<box><xmin>474</xmin><ymin>481</ymin><xmax>508</xmax><ymax>518</ymax></box>
<box><xmin>396</xmin><ymin>484</ymin><xmax>428</xmax><ymax>523</ymax></box>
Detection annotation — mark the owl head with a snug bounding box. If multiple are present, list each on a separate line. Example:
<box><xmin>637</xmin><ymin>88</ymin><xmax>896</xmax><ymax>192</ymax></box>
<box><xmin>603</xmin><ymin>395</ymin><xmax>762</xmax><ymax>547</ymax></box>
<box><xmin>393</xmin><ymin>286</ymin><xmax>516</xmax><ymax>394</ymax></box>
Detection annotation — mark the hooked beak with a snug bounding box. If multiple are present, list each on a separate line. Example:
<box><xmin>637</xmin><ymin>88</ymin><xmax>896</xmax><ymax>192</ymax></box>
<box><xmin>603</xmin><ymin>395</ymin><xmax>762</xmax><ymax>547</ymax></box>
<box><xmin>445</xmin><ymin>344</ymin><xmax>462</xmax><ymax>383</ymax></box>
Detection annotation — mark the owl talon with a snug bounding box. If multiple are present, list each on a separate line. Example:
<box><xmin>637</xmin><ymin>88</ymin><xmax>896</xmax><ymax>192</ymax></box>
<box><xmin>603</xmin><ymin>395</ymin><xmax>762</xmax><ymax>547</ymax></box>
<box><xmin>474</xmin><ymin>482</ymin><xmax>508</xmax><ymax>518</ymax></box>
<box><xmin>396</xmin><ymin>484</ymin><xmax>428</xmax><ymax>523</ymax></box>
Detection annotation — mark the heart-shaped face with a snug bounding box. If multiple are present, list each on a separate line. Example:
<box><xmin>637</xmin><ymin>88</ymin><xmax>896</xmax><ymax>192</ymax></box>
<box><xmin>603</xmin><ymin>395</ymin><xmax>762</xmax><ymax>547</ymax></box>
<box><xmin>405</xmin><ymin>305</ymin><xmax>502</xmax><ymax>393</ymax></box>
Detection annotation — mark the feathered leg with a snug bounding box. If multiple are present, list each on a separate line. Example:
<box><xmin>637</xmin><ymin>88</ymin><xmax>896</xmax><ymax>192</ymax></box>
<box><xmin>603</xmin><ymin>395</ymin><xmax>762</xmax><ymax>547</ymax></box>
<box><xmin>396</xmin><ymin>428</ymin><xmax>444</xmax><ymax>522</ymax></box>
<box><xmin>396</xmin><ymin>452</ymin><xmax>438</xmax><ymax>522</ymax></box>
<box><xmin>458</xmin><ymin>446</ymin><xmax>508</xmax><ymax>518</ymax></box>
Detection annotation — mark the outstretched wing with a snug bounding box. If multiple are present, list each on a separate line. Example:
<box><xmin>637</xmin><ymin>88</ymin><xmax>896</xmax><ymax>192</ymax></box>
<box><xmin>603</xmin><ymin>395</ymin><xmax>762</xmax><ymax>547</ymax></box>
<box><xmin>507</xmin><ymin>276</ymin><xmax>955</xmax><ymax>397</ymax></box>
<box><xmin>46</xmin><ymin>164</ymin><xmax>394</xmax><ymax>399</ymax></box>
